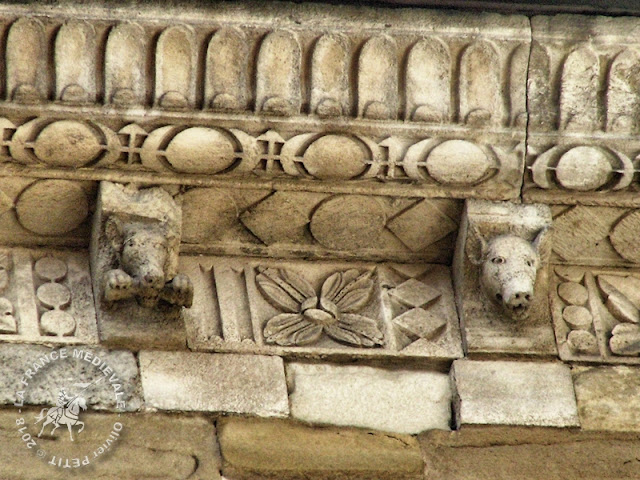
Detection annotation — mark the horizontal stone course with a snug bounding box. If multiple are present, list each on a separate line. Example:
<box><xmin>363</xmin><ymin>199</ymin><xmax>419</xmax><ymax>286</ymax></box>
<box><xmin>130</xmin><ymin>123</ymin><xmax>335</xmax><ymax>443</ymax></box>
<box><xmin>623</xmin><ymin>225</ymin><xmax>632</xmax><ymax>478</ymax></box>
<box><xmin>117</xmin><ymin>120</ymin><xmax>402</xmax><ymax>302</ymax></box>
<box><xmin>0</xmin><ymin>409</ymin><xmax>220</xmax><ymax>480</ymax></box>
<box><xmin>420</xmin><ymin>426</ymin><xmax>640</xmax><ymax>480</ymax></box>
<box><xmin>139</xmin><ymin>350</ymin><xmax>289</xmax><ymax>417</ymax></box>
<box><xmin>218</xmin><ymin>417</ymin><xmax>424</xmax><ymax>480</ymax></box>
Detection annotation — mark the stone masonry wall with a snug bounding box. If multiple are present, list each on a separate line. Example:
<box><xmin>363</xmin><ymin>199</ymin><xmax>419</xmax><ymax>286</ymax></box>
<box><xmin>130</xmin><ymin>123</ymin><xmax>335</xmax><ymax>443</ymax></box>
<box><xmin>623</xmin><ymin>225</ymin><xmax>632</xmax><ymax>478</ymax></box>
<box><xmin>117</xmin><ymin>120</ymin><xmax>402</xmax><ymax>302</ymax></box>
<box><xmin>0</xmin><ymin>1</ymin><xmax>638</xmax><ymax>479</ymax></box>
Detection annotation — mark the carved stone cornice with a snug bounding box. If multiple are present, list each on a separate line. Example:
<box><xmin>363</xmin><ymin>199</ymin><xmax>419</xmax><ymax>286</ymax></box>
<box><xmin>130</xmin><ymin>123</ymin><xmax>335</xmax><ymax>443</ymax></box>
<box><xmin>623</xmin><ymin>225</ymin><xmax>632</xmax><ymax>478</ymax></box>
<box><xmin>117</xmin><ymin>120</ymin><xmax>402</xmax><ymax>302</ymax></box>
<box><xmin>0</xmin><ymin>2</ymin><xmax>529</xmax><ymax>203</ymax></box>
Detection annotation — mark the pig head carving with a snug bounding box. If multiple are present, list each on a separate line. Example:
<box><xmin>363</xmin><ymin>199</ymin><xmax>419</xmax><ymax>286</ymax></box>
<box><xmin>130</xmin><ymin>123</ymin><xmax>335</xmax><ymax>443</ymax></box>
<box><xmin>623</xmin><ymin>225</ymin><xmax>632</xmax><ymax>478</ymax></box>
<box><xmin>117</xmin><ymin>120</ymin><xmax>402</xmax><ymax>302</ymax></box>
<box><xmin>103</xmin><ymin>217</ymin><xmax>193</xmax><ymax>309</ymax></box>
<box><xmin>467</xmin><ymin>228</ymin><xmax>549</xmax><ymax>321</ymax></box>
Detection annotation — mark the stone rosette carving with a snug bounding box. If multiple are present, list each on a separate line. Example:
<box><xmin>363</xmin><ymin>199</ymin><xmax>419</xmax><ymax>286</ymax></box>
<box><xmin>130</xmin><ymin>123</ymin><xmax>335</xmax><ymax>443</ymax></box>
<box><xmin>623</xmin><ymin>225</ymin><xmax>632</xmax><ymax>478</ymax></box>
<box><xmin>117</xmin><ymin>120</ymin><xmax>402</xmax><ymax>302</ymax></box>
<box><xmin>256</xmin><ymin>268</ymin><xmax>383</xmax><ymax>347</ymax></box>
<box><xmin>182</xmin><ymin>256</ymin><xmax>463</xmax><ymax>360</ymax></box>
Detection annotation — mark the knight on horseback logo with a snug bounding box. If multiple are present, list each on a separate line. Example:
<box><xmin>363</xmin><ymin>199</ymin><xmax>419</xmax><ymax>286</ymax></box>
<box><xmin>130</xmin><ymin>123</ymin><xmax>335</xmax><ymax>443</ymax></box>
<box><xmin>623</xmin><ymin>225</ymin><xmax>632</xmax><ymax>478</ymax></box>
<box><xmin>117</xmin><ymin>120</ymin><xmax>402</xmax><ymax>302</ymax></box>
<box><xmin>14</xmin><ymin>347</ymin><xmax>126</xmax><ymax>469</ymax></box>
<box><xmin>34</xmin><ymin>379</ymin><xmax>101</xmax><ymax>442</ymax></box>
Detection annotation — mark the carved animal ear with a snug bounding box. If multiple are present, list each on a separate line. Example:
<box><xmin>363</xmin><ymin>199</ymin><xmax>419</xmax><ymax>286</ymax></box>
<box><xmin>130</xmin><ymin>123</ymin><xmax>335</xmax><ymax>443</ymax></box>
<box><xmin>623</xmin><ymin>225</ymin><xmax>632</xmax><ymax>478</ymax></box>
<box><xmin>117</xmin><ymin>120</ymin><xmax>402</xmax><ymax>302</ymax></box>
<box><xmin>532</xmin><ymin>227</ymin><xmax>551</xmax><ymax>264</ymax></box>
<box><xmin>466</xmin><ymin>224</ymin><xmax>488</xmax><ymax>265</ymax></box>
<box><xmin>105</xmin><ymin>216</ymin><xmax>125</xmax><ymax>252</ymax></box>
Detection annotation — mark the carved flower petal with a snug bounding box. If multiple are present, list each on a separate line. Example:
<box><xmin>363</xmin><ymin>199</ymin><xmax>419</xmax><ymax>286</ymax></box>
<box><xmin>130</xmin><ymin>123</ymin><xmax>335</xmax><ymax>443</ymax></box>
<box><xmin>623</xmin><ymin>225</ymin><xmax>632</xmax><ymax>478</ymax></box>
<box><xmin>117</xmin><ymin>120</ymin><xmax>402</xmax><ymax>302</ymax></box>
<box><xmin>322</xmin><ymin>270</ymin><xmax>375</xmax><ymax>313</ymax></box>
<box><xmin>325</xmin><ymin>313</ymin><xmax>384</xmax><ymax>347</ymax></box>
<box><xmin>279</xmin><ymin>269</ymin><xmax>317</xmax><ymax>298</ymax></box>
<box><xmin>321</xmin><ymin>269</ymin><xmax>359</xmax><ymax>301</ymax></box>
<box><xmin>263</xmin><ymin>313</ymin><xmax>322</xmax><ymax>346</ymax></box>
<box><xmin>256</xmin><ymin>268</ymin><xmax>313</xmax><ymax>313</ymax></box>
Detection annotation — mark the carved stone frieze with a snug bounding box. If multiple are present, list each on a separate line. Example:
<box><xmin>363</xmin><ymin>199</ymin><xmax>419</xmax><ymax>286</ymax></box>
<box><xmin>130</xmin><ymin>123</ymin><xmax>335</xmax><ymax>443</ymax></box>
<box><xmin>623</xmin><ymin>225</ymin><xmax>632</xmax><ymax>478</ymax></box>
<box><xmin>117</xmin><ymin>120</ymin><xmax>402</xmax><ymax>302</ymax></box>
<box><xmin>179</xmin><ymin>188</ymin><xmax>462</xmax><ymax>263</ymax></box>
<box><xmin>183</xmin><ymin>256</ymin><xmax>463</xmax><ymax>361</ymax></box>
<box><xmin>553</xmin><ymin>265</ymin><xmax>640</xmax><ymax>364</ymax></box>
<box><xmin>0</xmin><ymin>248</ymin><xmax>97</xmax><ymax>345</ymax></box>
<box><xmin>453</xmin><ymin>200</ymin><xmax>556</xmax><ymax>357</ymax></box>
<box><xmin>0</xmin><ymin>6</ymin><xmax>528</xmax><ymax>122</ymax></box>
<box><xmin>550</xmin><ymin>205</ymin><xmax>640</xmax><ymax>267</ymax></box>
<box><xmin>0</xmin><ymin>116</ymin><xmax>524</xmax><ymax>201</ymax></box>
<box><xmin>0</xmin><ymin>3</ymin><xmax>531</xmax><ymax>201</ymax></box>
<box><xmin>0</xmin><ymin>176</ymin><xmax>94</xmax><ymax>248</ymax></box>
<box><xmin>525</xmin><ymin>15</ymin><xmax>640</xmax><ymax>207</ymax></box>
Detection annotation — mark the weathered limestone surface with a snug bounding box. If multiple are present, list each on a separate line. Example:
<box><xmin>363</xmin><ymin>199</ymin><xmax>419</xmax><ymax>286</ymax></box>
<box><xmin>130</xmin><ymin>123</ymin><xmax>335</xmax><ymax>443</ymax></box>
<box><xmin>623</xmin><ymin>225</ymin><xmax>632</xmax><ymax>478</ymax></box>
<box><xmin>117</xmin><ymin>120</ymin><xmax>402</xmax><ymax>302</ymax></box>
<box><xmin>454</xmin><ymin>200</ymin><xmax>556</xmax><ymax>357</ymax></box>
<box><xmin>184</xmin><ymin>255</ymin><xmax>462</xmax><ymax>361</ymax></box>
<box><xmin>420</xmin><ymin>426</ymin><xmax>640</xmax><ymax>480</ymax></box>
<box><xmin>286</xmin><ymin>363</ymin><xmax>451</xmax><ymax>434</ymax></box>
<box><xmin>573</xmin><ymin>365</ymin><xmax>640</xmax><ymax>432</ymax></box>
<box><xmin>0</xmin><ymin>2</ymin><xmax>529</xmax><ymax>203</ymax></box>
<box><xmin>0</xmin><ymin>247</ymin><xmax>98</xmax><ymax>345</ymax></box>
<box><xmin>218</xmin><ymin>417</ymin><xmax>424</xmax><ymax>480</ymax></box>
<box><xmin>0</xmin><ymin>0</ymin><xmax>636</xmax><ymax>478</ymax></box>
<box><xmin>139</xmin><ymin>351</ymin><xmax>289</xmax><ymax>417</ymax></box>
<box><xmin>91</xmin><ymin>182</ymin><xmax>190</xmax><ymax>350</ymax></box>
<box><xmin>526</xmin><ymin>15</ymin><xmax>640</xmax><ymax>208</ymax></box>
<box><xmin>1</xmin><ymin>409</ymin><xmax>220</xmax><ymax>479</ymax></box>
<box><xmin>552</xmin><ymin>266</ymin><xmax>640</xmax><ymax>363</ymax></box>
<box><xmin>0</xmin><ymin>344</ymin><xmax>141</xmax><ymax>411</ymax></box>
<box><xmin>452</xmin><ymin>360</ymin><xmax>579</xmax><ymax>428</ymax></box>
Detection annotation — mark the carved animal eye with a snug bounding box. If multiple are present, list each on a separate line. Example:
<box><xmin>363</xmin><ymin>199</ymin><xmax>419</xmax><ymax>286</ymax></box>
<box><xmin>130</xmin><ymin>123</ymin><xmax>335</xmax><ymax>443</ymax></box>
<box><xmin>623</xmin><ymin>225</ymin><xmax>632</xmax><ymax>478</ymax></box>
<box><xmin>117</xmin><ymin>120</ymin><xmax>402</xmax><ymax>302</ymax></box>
<box><xmin>526</xmin><ymin>259</ymin><xmax>534</xmax><ymax>267</ymax></box>
<box><xmin>491</xmin><ymin>257</ymin><xmax>505</xmax><ymax>264</ymax></box>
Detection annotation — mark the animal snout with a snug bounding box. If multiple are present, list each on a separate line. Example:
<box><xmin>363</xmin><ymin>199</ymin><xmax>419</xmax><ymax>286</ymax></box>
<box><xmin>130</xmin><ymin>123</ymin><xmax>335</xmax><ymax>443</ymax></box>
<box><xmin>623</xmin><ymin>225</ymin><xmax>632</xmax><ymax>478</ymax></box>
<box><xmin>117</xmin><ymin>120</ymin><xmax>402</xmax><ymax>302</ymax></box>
<box><xmin>140</xmin><ymin>272</ymin><xmax>164</xmax><ymax>289</ymax></box>
<box><xmin>505</xmin><ymin>290</ymin><xmax>532</xmax><ymax>309</ymax></box>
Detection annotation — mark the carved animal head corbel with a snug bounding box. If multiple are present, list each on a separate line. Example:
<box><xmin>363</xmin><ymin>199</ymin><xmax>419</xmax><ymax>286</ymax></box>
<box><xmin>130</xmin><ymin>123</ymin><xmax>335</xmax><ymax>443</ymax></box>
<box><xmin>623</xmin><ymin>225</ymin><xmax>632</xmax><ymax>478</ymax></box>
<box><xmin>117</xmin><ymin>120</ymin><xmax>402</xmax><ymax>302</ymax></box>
<box><xmin>96</xmin><ymin>182</ymin><xmax>193</xmax><ymax>310</ymax></box>
<box><xmin>466</xmin><ymin>226</ymin><xmax>550</xmax><ymax>321</ymax></box>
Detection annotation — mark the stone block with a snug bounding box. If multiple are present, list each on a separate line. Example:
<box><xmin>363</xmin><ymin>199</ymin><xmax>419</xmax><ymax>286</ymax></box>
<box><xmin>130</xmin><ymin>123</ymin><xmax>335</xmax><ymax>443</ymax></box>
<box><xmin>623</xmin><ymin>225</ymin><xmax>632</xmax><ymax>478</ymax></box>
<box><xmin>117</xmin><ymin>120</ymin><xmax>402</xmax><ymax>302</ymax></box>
<box><xmin>0</xmin><ymin>409</ymin><xmax>219</xmax><ymax>479</ymax></box>
<box><xmin>287</xmin><ymin>363</ymin><xmax>451</xmax><ymax>434</ymax></box>
<box><xmin>420</xmin><ymin>426</ymin><xmax>640</xmax><ymax>480</ymax></box>
<box><xmin>573</xmin><ymin>365</ymin><xmax>640</xmax><ymax>431</ymax></box>
<box><xmin>451</xmin><ymin>360</ymin><xmax>579</xmax><ymax>428</ymax></box>
<box><xmin>453</xmin><ymin>200</ymin><xmax>556</xmax><ymax>357</ymax></box>
<box><xmin>183</xmin><ymin>256</ymin><xmax>463</xmax><ymax>361</ymax></box>
<box><xmin>139</xmin><ymin>351</ymin><xmax>289</xmax><ymax>417</ymax></box>
<box><xmin>0</xmin><ymin>344</ymin><xmax>141</xmax><ymax>411</ymax></box>
<box><xmin>218</xmin><ymin>417</ymin><xmax>424</xmax><ymax>480</ymax></box>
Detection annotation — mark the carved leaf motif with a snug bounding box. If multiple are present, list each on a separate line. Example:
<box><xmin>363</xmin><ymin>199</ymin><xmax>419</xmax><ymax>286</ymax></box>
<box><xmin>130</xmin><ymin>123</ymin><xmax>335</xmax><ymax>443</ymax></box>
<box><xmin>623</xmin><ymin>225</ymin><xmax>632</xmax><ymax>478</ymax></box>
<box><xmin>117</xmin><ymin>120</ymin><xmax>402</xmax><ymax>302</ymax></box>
<box><xmin>321</xmin><ymin>269</ymin><xmax>374</xmax><ymax>313</ymax></box>
<box><xmin>256</xmin><ymin>268</ymin><xmax>314</xmax><ymax>313</ymax></box>
<box><xmin>325</xmin><ymin>313</ymin><xmax>384</xmax><ymax>347</ymax></box>
<box><xmin>597</xmin><ymin>277</ymin><xmax>640</xmax><ymax>324</ymax></box>
<box><xmin>610</xmin><ymin>323</ymin><xmax>640</xmax><ymax>356</ymax></box>
<box><xmin>263</xmin><ymin>313</ymin><xmax>323</xmax><ymax>346</ymax></box>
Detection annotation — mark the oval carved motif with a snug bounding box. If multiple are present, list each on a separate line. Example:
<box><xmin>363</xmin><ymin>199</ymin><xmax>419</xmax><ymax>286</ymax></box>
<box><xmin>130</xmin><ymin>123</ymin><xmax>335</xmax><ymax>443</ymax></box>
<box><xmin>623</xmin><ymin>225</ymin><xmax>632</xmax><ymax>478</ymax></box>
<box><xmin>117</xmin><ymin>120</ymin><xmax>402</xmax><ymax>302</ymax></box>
<box><xmin>33</xmin><ymin>121</ymin><xmax>103</xmax><ymax>167</ymax></box>
<box><xmin>555</xmin><ymin>146</ymin><xmax>613</xmax><ymax>191</ymax></box>
<box><xmin>165</xmin><ymin>127</ymin><xmax>236</xmax><ymax>174</ymax></box>
<box><xmin>310</xmin><ymin>195</ymin><xmax>386</xmax><ymax>250</ymax></box>
<box><xmin>302</xmin><ymin>135</ymin><xmax>368</xmax><ymax>180</ymax></box>
<box><xmin>426</xmin><ymin>140</ymin><xmax>490</xmax><ymax>185</ymax></box>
